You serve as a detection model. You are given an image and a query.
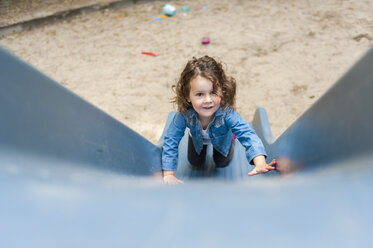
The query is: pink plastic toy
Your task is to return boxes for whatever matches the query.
[201,36,210,45]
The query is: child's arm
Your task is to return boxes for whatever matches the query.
[225,109,275,175]
[248,155,276,176]
[163,170,184,184]
[162,113,187,184]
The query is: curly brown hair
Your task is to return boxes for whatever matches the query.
[172,55,236,116]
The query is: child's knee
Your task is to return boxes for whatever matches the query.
[214,160,231,168]
[213,143,234,167]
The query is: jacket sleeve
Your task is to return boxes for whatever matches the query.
[225,110,267,165]
[161,112,187,171]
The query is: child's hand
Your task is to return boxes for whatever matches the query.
[248,156,276,176]
[163,170,184,185]
[163,175,184,184]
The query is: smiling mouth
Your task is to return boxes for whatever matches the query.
[203,106,213,110]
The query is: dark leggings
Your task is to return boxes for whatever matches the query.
[187,135,234,169]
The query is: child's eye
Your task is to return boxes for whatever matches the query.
[196,93,203,97]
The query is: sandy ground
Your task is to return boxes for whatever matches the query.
[0,0,116,27]
[1,0,372,144]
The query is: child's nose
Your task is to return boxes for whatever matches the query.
[204,94,212,102]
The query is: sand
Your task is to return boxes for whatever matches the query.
[1,0,372,144]
[0,0,116,27]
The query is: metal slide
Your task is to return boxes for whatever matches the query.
[1,46,372,247]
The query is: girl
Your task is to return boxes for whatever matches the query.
[162,56,276,184]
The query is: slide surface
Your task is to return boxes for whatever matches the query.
[1,46,373,247]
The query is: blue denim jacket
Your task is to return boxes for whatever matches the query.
[162,107,267,171]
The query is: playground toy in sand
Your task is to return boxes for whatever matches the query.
[163,3,177,17]
[181,6,190,13]
[141,51,159,56]
[201,36,210,45]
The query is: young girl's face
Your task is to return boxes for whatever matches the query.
[187,76,221,122]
